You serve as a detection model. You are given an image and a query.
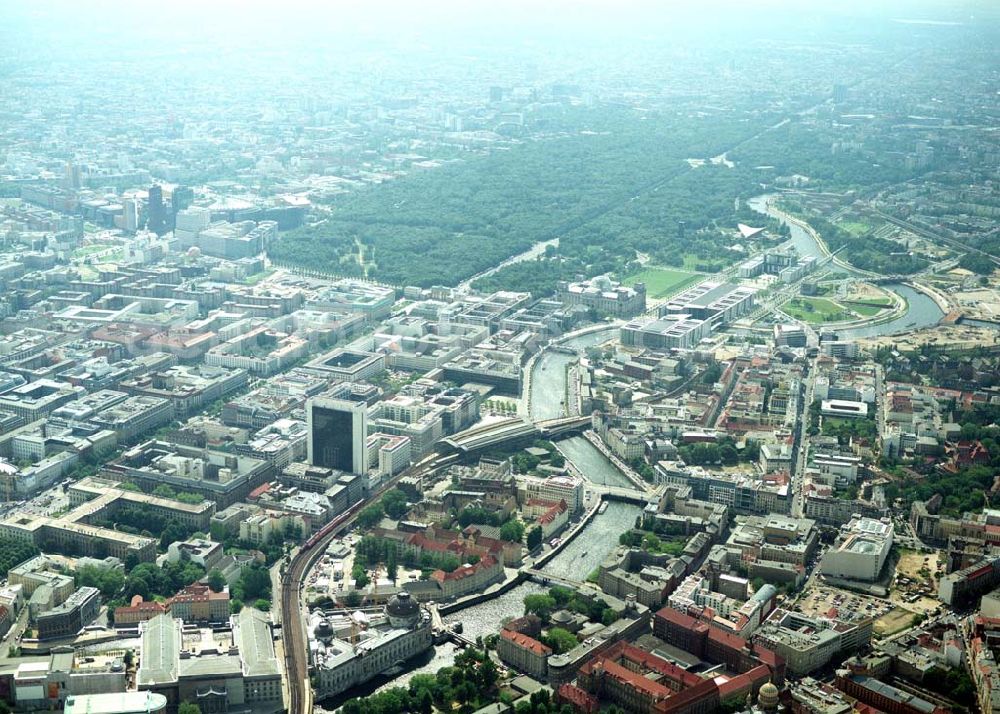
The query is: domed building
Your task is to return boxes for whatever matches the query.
[312,615,334,643]
[757,680,780,713]
[385,591,420,629]
[310,592,431,700]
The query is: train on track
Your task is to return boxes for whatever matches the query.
[302,498,366,551]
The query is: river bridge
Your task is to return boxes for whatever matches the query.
[522,568,590,591]
[428,603,478,648]
[589,483,656,503]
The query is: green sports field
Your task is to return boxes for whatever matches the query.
[623,267,701,298]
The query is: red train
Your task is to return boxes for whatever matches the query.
[302,498,365,550]
[300,453,456,552]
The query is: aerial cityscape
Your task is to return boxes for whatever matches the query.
[0,1,998,714]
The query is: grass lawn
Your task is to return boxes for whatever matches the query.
[783,297,853,323]
[823,417,856,429]
[89,249,126,265]
[680,253,730,272]
[623,267,700,298]
[850,303,887,317]
[839,220,872,236]
[241,269,276,286]
[73,244,116,257]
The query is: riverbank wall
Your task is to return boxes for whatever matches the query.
[906,280,952,316]
[522,323,618,419]
[581,430,650,492]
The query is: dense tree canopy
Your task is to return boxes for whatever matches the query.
[0,537,39,575]
[274,105,929,295]
[75,564,125,599]
[271,106,772,288]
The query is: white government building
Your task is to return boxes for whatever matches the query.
[820,516,894,582]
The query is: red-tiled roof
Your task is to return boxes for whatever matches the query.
[432,554,499,582]
[557,684,600,713]
[654,678,719,714]
[605,641,702,687]
[114,598,166,617]
[168,583,229,604]
[249,482,271,499]
[717,664,771,698]
[590,658,673,699]
[539,500,568,526]
[752,644,783,669]
[501,628,551,656]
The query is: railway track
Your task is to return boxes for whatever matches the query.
[280,452,458,714]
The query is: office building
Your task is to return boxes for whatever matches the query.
[497,616,550,679]
[307,396,368,475]
[518,474,584,514]
[620,317,711,351]
[171,186,194,216]
[939,556,1000,606]
[659,281,756,327]
[774,324,807,348]
[12,649,131,711]
[820,517,894,582]
[820,399,868,419]
[302,348,386,383]
[0,380,83,429]
[36,587,101,640]
[753,609,872,676]
[148,185,167,236]
[835,671,947,714]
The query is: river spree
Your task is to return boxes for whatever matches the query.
[442,500,642,639]
[839,282,943,338]
[747,195,943,336]
[529,328,616,421]
[556,435,634,489]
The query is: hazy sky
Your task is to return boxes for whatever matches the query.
[2,0,992,57]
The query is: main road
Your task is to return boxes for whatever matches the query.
[791,356,817,519]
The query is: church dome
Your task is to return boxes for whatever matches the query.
[758,681,780,711]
